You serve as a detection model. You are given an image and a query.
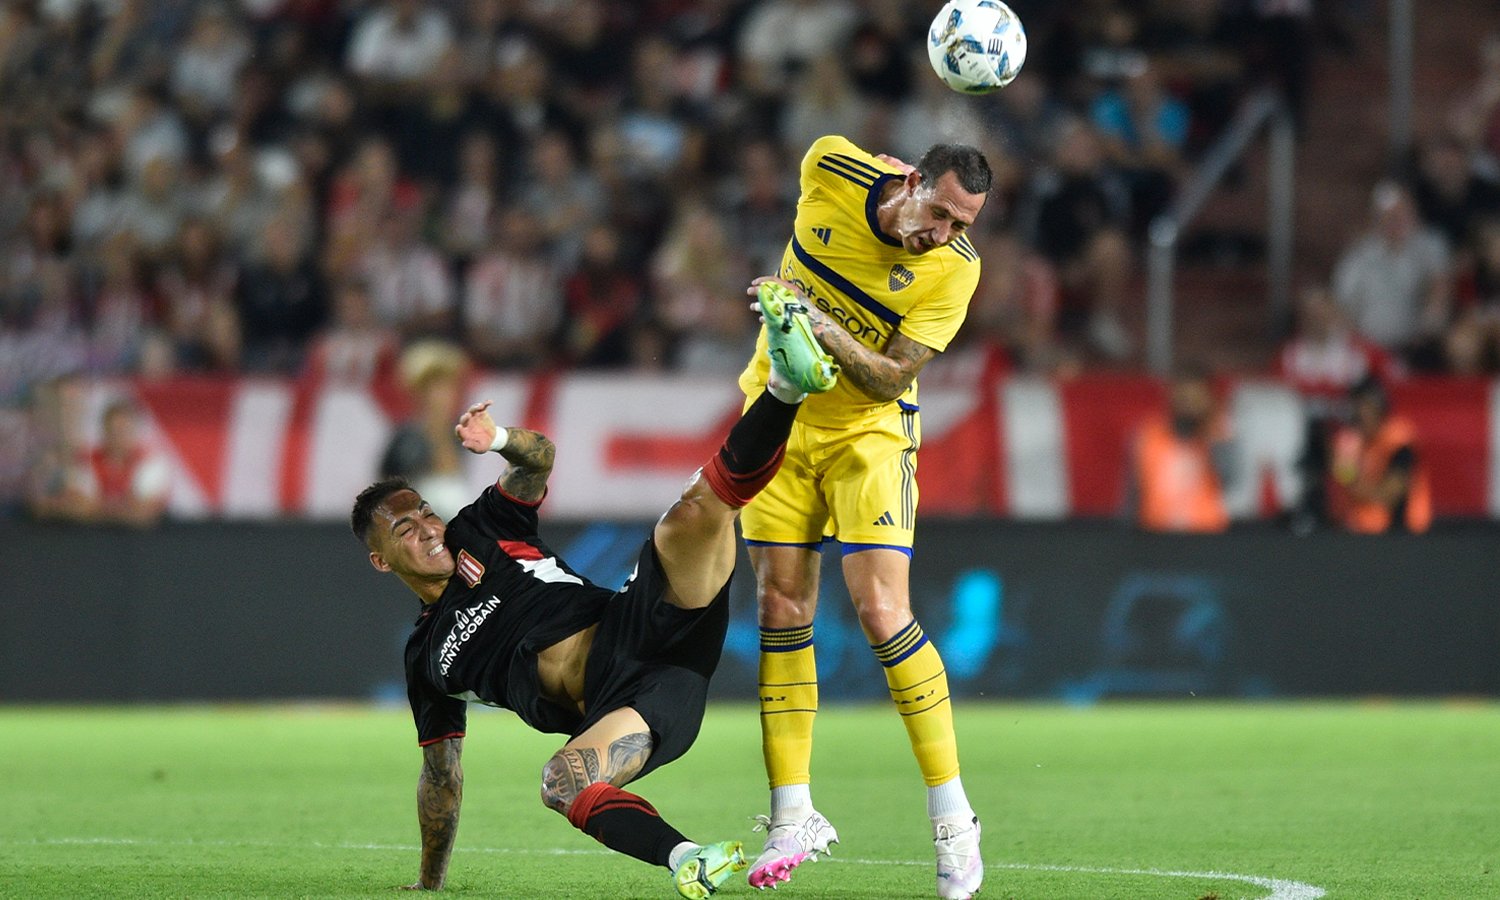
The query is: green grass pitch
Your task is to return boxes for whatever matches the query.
[2,702,1496,898]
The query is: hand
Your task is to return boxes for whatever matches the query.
[745,276,833,340]
[745,275,805,321]
[875,153,915,176]
[454,401,498,454]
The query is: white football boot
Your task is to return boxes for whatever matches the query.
[933,815,983,899]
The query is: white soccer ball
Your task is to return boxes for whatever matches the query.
[926,0,1028,94]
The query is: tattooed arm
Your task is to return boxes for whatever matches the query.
[495,429,555,503]
[406,737,463,891]
[454,401,555,503]
[749,277,938,402]
[807,315,937,402]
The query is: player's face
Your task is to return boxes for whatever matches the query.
[897,171,986,255]
[369,490,455,580]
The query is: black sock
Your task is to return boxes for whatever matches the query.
[721,390,799,476]
[567,783,688,867]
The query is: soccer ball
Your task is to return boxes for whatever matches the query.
[926,0,1027,94]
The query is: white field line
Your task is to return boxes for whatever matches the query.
[14,837,1327,900]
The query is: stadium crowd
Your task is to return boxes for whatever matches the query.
[0,0,1495,526]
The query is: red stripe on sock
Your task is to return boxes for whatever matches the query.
[566,783,662,830]
[704,446,785,508]
[566,782,612,830]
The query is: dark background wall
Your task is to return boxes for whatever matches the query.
[3,522,1497,703]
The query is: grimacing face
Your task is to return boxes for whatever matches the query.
[895,171,987,255]
[368,489,455,580]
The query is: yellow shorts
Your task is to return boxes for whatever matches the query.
[741,406,921,552]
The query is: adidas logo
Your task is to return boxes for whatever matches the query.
[873,510,896,526]
[812,226,832,245]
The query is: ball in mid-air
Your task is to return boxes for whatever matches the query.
[927,0,1027,94]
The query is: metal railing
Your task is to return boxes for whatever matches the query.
[1145,89,1296,374]
[1389,0,1415,160]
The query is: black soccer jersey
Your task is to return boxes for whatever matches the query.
[404,483,613,746]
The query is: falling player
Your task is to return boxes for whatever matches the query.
[351,284,833,898]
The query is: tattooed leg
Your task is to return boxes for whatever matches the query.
[541,708,690,868]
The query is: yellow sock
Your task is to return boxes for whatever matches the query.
[873,620,960,787]
[759,625,818,789]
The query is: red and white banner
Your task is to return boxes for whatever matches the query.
[77,368,1500,521]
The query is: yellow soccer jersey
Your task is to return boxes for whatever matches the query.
[738,135,982,429]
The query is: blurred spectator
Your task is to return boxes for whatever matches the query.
[1276,286,1402,531]
[170,3,252,122]
[1447,217,1500,374]
[562,224,646,368]
[117,155,189,261]
[462,208,561,369]
[346,0,453,89]
[1328,377,1431,534]
[1276,286,1401,418]
[535,0,632,117]
[22,373,91,521]
[651,203,753,373]
[439,130,502,267]
[235,215,327,372]
[356,205,455,339]
[1019,118,1134,360]
[1139,0,1243,150]
[717,138,797,276]
[379,339,470,520]
[961,227,1064,375]
[988,72,1068,166]
[1089,59,1189,233]
[737,0,857,98]
[615,35,705,181]
[518,128,604,270]
[303,277,399,386]
[31,396,170,527]
[479,38,579,169]
[781,56,874,156]
[325,135,421,268]
[197,133,281,252]
[844,5,914,104]
[81,233,170,375]
[154,217,240,371]
[1448,33,1500,171]
[1408,132,1500,252]
[1125,367,1236,533]
[890,38,995,158]
[117,84,190,180]
[4,192,75,335]
[1332,181,1452,364]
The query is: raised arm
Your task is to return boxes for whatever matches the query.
[407,737,463,891]
[454,401,556,502]
[750,277,938,402]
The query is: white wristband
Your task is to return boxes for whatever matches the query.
[489,426,509,453]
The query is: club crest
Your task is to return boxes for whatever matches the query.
[888,264,916,292]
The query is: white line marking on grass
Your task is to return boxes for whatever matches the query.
[16,837,1327,899]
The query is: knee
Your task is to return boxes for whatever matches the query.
[540,752,591,816]
[853,593,914,643]
[658,488,734,543]
[758,574,815,626]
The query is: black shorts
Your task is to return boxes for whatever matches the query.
[573,537,731,781]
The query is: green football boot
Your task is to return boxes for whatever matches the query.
[758,281,838,394]
[672,840,748,899]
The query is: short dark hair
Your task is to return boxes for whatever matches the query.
[916,144,993,196]
[351,476,412,546]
